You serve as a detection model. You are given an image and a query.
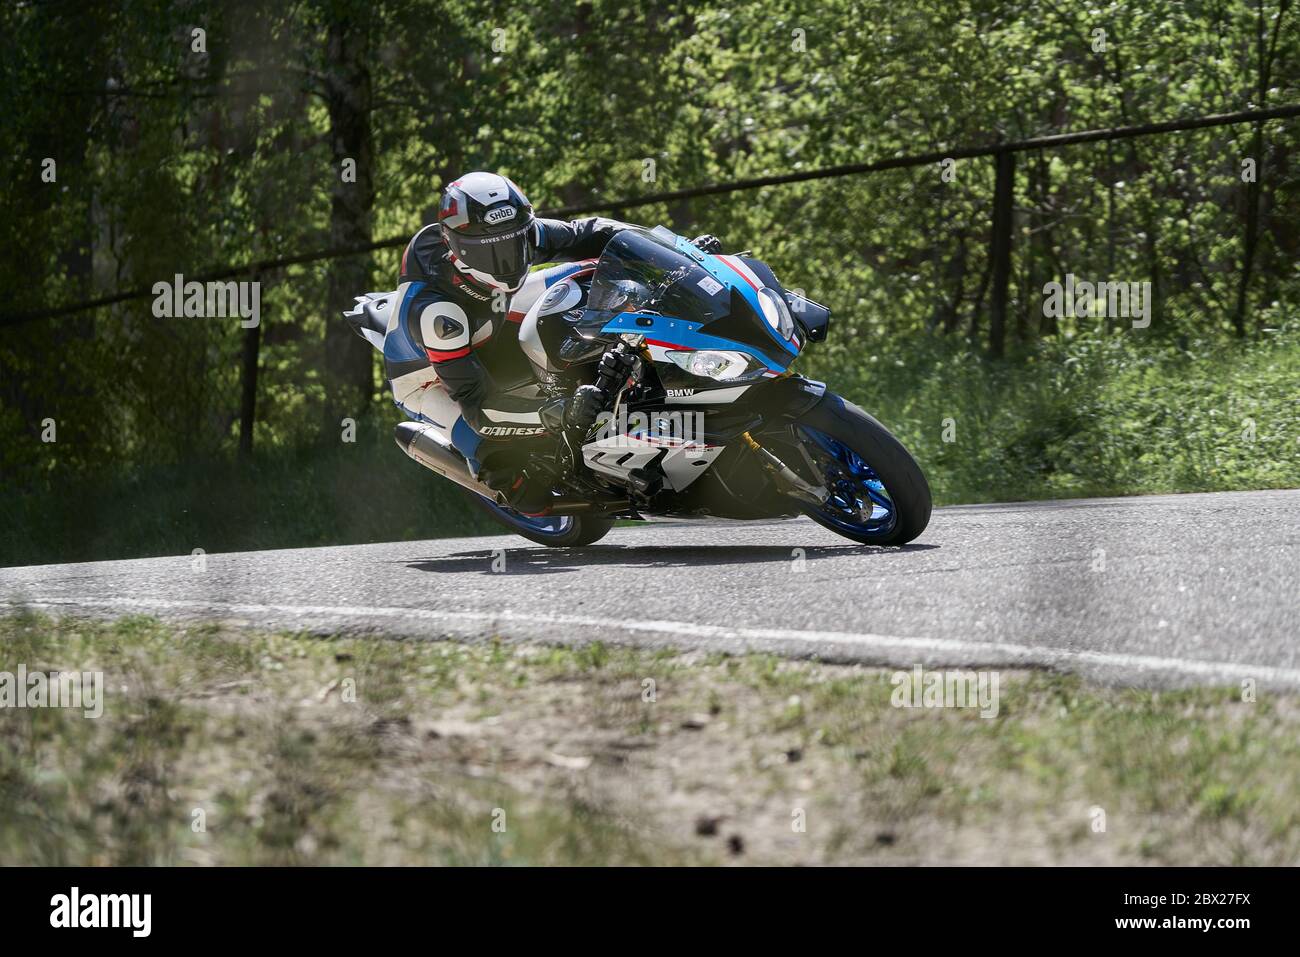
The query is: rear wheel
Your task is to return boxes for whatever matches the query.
[775,393,931,546]
[461,488,615,547]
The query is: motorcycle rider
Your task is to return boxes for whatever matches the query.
[384,170,720,509]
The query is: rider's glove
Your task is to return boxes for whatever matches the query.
[538,396,569,435]
[690,234,723,254]
[596,349,637,387]
[564,385,607,432]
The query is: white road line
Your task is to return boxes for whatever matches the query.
[8,595,1300,687]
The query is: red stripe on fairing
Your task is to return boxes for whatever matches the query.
[427,346,470,363]
[718,255,760,292]
[506,311,525,323]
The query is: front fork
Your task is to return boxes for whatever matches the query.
[741,430,828,507]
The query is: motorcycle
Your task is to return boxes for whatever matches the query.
[344,225,931,547]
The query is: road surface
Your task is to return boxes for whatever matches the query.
[2,489,1297,689]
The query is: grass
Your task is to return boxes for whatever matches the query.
[1,611,1296,865]
[1,435,500,567]
[803,321,1300,505]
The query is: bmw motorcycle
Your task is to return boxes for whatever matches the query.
[344,226,931,547]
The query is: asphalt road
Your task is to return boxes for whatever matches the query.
[2,489,1297,689]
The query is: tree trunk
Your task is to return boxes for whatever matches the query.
[988,151,1016,358]
[1233,0,1289,336]
[323,6,376,430]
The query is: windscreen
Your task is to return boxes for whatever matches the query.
[585,227,729,326]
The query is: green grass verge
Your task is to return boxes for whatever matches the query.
[1,612,1296,865]
[2,434,500,567]
[802,323,1300,504]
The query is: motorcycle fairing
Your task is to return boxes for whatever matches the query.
[342,289,397,351]
[599,311,789,376]
[518,276,586,373]
[584,229,809,398]
[582,430,724,491]
[663,233,800,360]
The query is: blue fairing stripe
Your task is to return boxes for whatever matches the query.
[600,312,789,373]
[541,260,596,288]
[383,281,427,363]
[670,236,799,358]
[546,263,578,286]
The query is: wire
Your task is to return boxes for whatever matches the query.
[3,103,1298,326]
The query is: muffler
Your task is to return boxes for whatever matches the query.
[394,421,502,502]
[531,494,628,515]
[395,421,630,516]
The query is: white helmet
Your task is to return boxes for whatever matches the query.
[438,171,535,293]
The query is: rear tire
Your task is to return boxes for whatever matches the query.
[783,393,932,546]
[461,488,615,547]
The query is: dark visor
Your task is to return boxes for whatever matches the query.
[446,224,531,285]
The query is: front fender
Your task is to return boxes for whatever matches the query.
[747,374,827,423]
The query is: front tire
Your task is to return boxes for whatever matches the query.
[461,488,615,547]
[778,393,932,546]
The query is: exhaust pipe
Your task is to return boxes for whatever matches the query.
[394,421,502,502]
[531,495,628,515]
[395,421,630,516]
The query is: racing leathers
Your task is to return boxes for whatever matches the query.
[382,216,632,447]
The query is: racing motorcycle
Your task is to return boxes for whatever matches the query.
[344,226,930,547]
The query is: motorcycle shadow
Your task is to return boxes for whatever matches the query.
[404,542,937,576]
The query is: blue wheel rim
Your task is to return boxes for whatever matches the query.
[480,497,574,537]
[795,425,898,536]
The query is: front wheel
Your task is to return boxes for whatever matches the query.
[777,393,932,546]
[461,488,615,547]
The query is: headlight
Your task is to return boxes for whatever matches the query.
[665,350,759,381]
[758,287,795,340]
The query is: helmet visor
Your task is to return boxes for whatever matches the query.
[446,223,531,288]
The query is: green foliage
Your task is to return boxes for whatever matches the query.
[1,0,1297,555]
[814,316,1300,504]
